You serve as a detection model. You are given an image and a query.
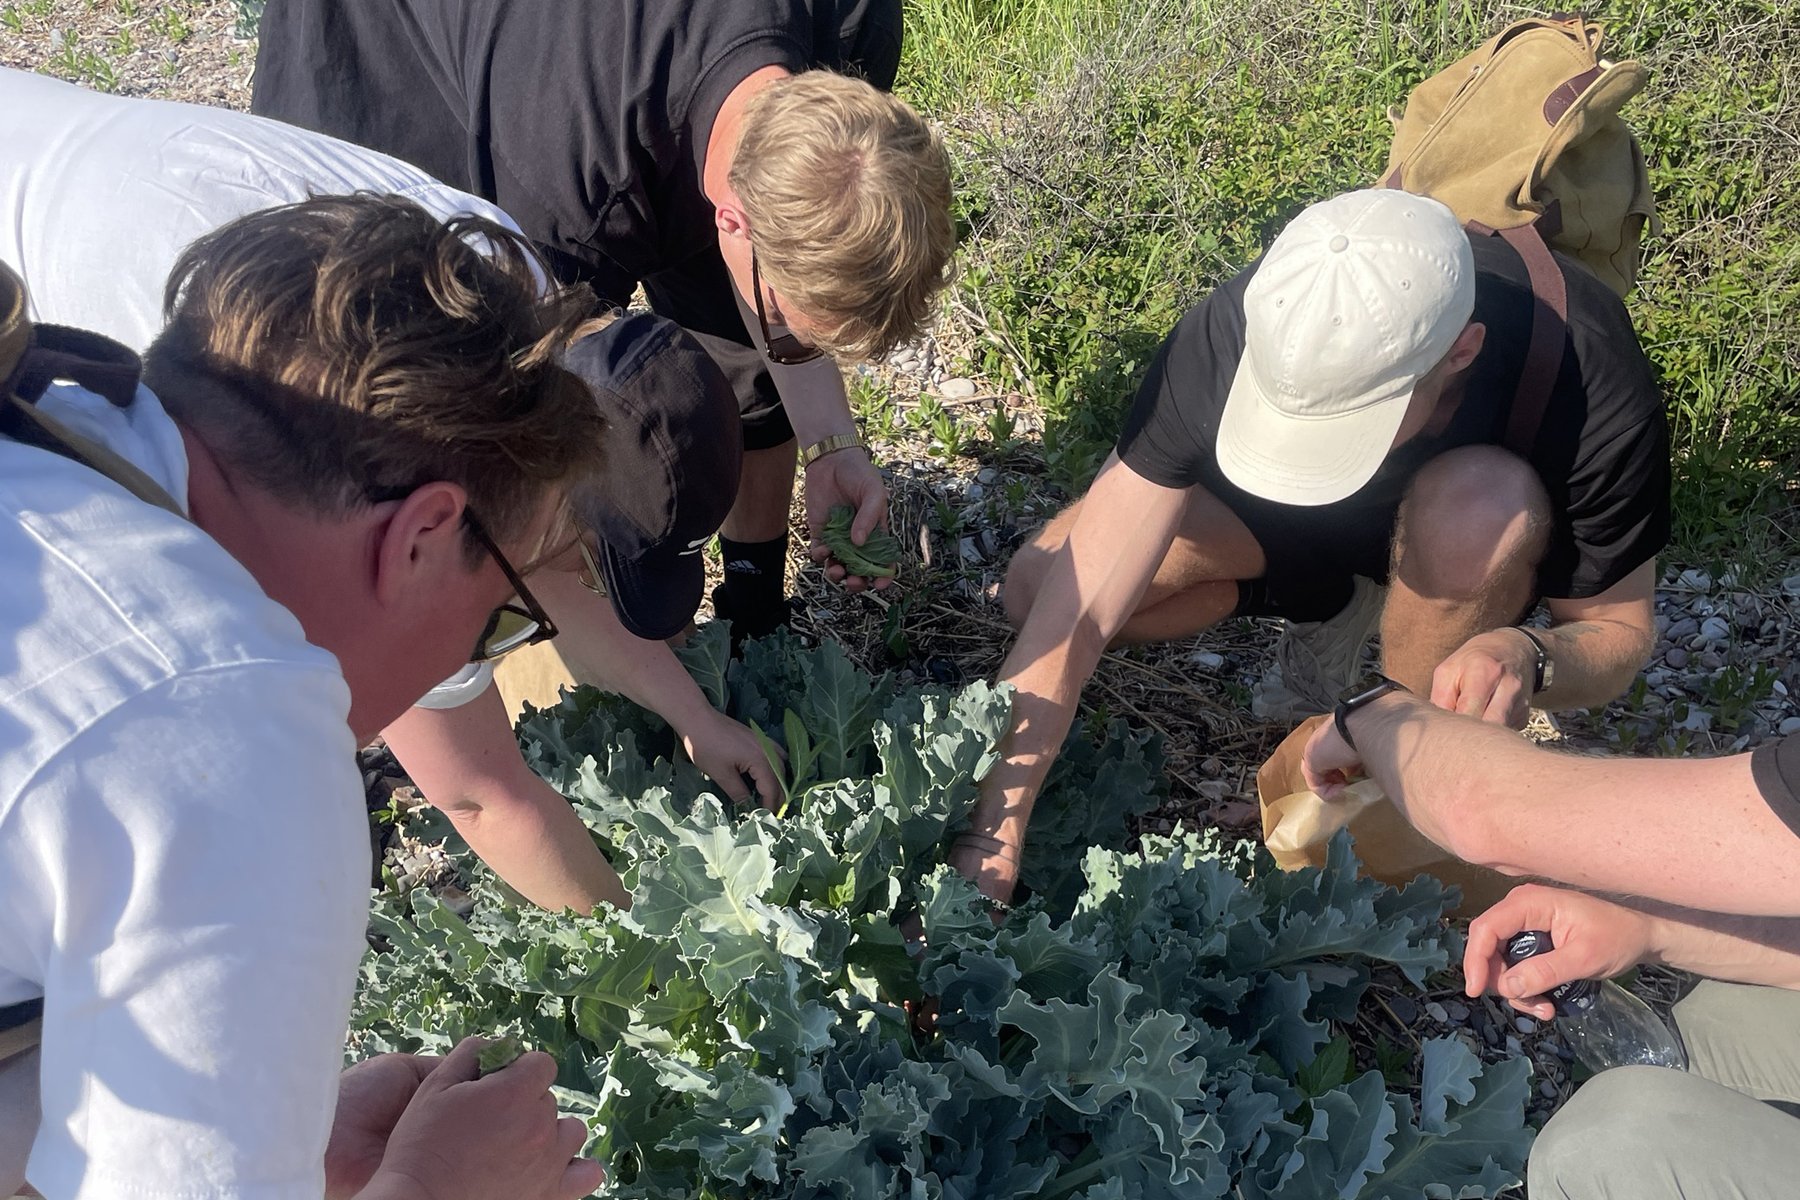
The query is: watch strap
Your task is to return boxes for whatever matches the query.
[800,432,864,467]
[1333,676,1407,753]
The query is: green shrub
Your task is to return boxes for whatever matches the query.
[906,0,1800,551]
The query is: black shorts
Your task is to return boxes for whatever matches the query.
[1202,461,1409,624]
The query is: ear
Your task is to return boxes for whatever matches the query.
[372,482,470,606]
[713,195,751,241]
[1447,321,1486,372]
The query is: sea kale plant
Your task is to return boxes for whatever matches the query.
[352,626,1533,1198]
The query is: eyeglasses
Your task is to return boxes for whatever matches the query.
[575,538,607,596]
[463,509,559,662]
[751,250,824,366]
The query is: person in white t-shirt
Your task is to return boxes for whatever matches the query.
[0,195,605,1199]
[0,66,778,916]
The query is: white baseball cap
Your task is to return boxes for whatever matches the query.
[1216,189,1476,506]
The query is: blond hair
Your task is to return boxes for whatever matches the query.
[730,71,954,361]
[144,194,604,558]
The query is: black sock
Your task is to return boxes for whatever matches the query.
[713,535,790,639]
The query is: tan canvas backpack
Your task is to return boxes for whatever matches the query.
[1381,14,1657,297]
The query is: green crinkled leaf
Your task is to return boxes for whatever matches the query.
[351,630,1528,1200]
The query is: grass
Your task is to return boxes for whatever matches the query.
[901,0,1800,569]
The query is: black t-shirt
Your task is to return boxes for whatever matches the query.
[251,0,902,297]
[1116,234,1671,600]
[1753,734,1800,840]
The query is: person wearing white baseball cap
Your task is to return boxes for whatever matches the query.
[952,187,1668,905]
[1215,189,1478,505]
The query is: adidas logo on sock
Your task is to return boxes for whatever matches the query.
[725,560,763,574]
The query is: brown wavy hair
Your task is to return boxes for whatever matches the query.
[144,193,603,559]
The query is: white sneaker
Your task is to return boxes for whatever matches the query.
[1251,576,1388,721]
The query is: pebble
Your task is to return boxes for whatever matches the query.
[938,377,977,400]
[1677,568,1712,592]
[1483,1024,1501,1046]
[1443,1000,1470,1023]
[1188,651,1226,670]
[1387,995,1419,1025]
[1663,647,1689,669]
[1699,615,1732,643]
[1697,650,1725,671]
[1782,572,1800,598]
[1539,1079,1561,1100]
[1514,1016,1537,1035]
[1201,757,1225,777]
[1426,1001,1450,1023]
[976,466,999,485]
[1666,617,1699,641]
[1504,1035,1523,1056]
[1674,708,1714,733]
[1780,717,1800,737]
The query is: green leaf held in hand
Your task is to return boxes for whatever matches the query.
[476,1034,526,1078]
[822,505,902,579]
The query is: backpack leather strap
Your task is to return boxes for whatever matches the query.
[2,322,186,518]
[1495,222,1569,458]
[1464,215,1569,458]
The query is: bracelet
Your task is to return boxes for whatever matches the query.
[1513,626,1552,694]
[800,432,865,467]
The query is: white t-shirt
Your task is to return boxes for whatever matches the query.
[0,65,522,351]
[0,65,511,712]
[0,383,371,1199]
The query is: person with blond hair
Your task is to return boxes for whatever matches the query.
[253,0,957,638]
[1,195,604,1199]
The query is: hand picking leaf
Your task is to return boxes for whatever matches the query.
[477,1034,526,1078]
[821,505,902,579]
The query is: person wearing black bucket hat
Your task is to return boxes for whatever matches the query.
[384,312,782,913]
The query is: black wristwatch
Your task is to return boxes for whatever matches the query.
[1514,627,1553,695]
[1333,676,1408,752]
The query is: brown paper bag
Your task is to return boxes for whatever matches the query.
[1256,715,1514,918]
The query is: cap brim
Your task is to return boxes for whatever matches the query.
[1215,352,1415,506]
[595,537,706,642]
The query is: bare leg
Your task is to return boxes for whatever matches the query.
[1004,484,1266,645]
[1380,446,1552,693]
[0,1046,38,1198]
[722,440,797,543]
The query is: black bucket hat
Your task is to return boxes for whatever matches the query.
[564,312,742,640]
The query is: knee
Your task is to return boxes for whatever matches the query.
[1396,446,1550,597]
[1529,1066,1697,1196]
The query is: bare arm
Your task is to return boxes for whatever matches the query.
[529,570,780,804]
[1312,690,1800,916]
[1430,559,1656,725]
[957,454,1190,896]
[383,688,628,913]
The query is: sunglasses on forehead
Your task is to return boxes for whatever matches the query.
[751,250,824,366]
[462,510,559,662]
